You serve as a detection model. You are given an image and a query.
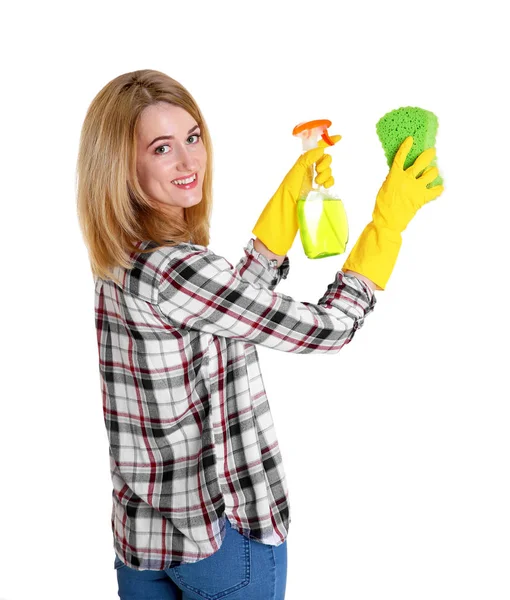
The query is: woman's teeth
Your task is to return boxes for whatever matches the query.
[172,174,196,186]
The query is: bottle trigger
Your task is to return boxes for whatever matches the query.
[321,130,334,146]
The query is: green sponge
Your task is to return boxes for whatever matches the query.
[376,106,442,188]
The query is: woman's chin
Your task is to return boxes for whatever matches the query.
[156,189,203,211]
[181,191,203,207]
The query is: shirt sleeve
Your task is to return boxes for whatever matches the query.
[235,238,290,291]
[156,241,376,354]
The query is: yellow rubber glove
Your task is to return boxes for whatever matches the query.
[343,136,444,290]
[252,135,342,256]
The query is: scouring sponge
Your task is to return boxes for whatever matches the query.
[376,106,442,188]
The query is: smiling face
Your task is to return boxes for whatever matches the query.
[135,102,207,219]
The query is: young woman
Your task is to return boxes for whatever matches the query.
[76,69,442,600]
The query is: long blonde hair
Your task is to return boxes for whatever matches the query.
[76,69,213,281]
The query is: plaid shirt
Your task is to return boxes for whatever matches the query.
[95,238,376,571]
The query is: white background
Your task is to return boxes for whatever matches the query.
[1,1,509,599]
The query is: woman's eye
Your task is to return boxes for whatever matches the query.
[187,133,201,144]
[155,145,171,155]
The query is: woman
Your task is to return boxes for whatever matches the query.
[76,69,442,600]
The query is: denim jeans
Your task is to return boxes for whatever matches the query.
[114,518,287,599]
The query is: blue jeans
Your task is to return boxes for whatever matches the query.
[114,519,287,599]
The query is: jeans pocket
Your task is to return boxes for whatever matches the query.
[171,523,251,599]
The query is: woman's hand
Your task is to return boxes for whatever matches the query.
[342,136,444,291]
[373,136,444,233]
[252,135,341,256]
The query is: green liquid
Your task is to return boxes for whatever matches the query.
[297,192,349,259]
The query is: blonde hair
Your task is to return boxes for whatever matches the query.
[76,69,213,281]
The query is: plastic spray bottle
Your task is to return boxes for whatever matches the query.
[292,119,349,259]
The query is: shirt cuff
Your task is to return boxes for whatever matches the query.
[239,238,290,290]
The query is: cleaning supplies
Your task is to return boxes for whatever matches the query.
[376,107,443,188]
[292,119,348,259]
[342,108,444,290]
[251,137,339,257]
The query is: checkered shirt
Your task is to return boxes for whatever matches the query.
[94,238,376,570]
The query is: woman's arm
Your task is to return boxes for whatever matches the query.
[236,238,289,292]
[155,245,376,355]
[253,237,286,267]
[254,237,377,291]
[343,270,377,291]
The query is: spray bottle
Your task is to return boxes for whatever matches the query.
[292,119,349,259]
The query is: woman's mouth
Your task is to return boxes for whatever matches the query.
[171,173,198,190]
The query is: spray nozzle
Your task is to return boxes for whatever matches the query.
[292,119,334,151]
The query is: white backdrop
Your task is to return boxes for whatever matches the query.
[1,1,509,599]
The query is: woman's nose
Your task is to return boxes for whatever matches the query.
[175,143,198,171]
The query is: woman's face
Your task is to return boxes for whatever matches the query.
[135,102,207,218]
